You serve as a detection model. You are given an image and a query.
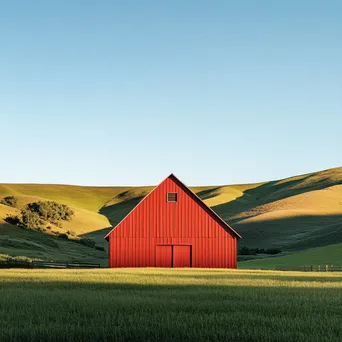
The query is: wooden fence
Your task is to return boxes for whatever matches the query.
[0,260,101,269]
[275,265,342,272]
[1,260,341,271]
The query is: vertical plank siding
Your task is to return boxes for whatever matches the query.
[107,175,239,268]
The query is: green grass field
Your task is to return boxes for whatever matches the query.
[239,243,342,269]
[0,269,341,341]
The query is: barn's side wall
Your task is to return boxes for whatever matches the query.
[108,177,237,268]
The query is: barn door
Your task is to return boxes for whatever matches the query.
[173,245,191,267]
[156,245,172,267]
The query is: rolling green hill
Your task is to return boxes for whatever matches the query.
[0,208,108,266]
[239,243,342,269]
[1,167,342,266]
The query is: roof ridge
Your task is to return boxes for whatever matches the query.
[104,174,241,240]
[168,174,241,239]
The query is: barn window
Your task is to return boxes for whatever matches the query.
[167,192,178,202]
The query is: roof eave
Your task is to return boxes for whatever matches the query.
[104,173,242,241]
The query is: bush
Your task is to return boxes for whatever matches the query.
[239,246,282,255]
[58,233,69,240]
[16,201,75,230]
[7,255,33,263]
[95,245,105,252]
[4,215,21,225]
[26,201,74,224]
[0,196,19,208]
[239,246,252,255]
[265,248,282,255]
[20,209,44,229]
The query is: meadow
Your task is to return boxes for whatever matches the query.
[239,242,342,269]
[0,268,341,342]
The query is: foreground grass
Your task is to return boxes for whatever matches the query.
[0,269,341,341]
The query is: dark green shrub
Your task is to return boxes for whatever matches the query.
[238,246,281,255]
[17,201,74,230]
[4,215,20,225]
[239,246,252,255]
[95,245,105,251]
[7,255,33,263]
[255,248,265,254]
[239,246,282,255]
[26,201,74,224]
[265,248,282,255]
[58,233,69,240]
[0,196,19,208]
[20,208,44,229]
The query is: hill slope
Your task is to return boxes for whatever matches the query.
[0,205,108,265]
[239,243,342,269]
[1,167,342,265]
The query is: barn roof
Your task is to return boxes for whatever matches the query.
[104,174,242,240]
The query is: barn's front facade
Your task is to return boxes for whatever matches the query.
[105,174,241,268]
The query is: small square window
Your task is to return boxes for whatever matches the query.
[167,192,178,202]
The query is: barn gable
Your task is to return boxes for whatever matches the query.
[104,174,241,240]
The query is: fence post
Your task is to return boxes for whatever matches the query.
[326,264,328,272]
[318,265,320,272]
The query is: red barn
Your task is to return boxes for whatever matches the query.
[104,174,241,268]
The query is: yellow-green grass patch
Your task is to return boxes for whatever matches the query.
[0,269,341,341]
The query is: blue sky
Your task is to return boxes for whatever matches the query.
[1,1,341,186]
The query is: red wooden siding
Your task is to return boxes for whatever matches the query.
[156,245,172,267]
[173,245,191,267]
[106,174,240,268]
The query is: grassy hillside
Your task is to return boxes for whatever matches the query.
[1,167,342,265]
[0,184,129,211]
[228,168,342,251]
[239,243,342,269]
[0,219,108,266]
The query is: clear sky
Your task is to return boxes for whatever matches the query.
[1,1,341,186]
